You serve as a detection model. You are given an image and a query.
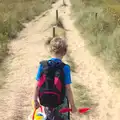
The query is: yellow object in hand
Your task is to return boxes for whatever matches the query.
[35,113,44,120]
[31,100,46,120]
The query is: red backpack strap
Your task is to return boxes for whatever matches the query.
[37,60,48,87]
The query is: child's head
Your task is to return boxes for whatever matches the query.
[48,37,68,57]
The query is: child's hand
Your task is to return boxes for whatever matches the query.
[71,105,77,113]
[34,100,40,109]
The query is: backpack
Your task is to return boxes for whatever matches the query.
[38,60,66,108]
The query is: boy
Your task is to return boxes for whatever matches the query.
[34,37,77,120]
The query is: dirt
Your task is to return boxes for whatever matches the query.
[0,0,120,120]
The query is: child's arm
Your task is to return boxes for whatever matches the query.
[66,84,77,113]
[64,64,77,113]
[33,81,40,109]
[34,64,43,108]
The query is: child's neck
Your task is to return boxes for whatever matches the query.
[53,54,63,60]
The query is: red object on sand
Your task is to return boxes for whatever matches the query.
[78,108,90,113]
[59,107,90,114]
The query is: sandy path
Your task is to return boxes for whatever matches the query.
[0,0,120,120]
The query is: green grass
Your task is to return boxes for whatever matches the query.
[70,0,120,83]
[0,0,56,64]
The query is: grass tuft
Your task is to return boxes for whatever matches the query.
[72,82,93,108]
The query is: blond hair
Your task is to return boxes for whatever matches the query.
[48,37,68,56]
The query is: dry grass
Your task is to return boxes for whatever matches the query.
[72,82,93,108]
[65,52,76,72]
[70,0,120,84]
[0,0,56,64]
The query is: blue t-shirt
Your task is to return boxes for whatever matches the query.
[36,58,72,85]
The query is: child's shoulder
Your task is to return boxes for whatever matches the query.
[63,63,71,71]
